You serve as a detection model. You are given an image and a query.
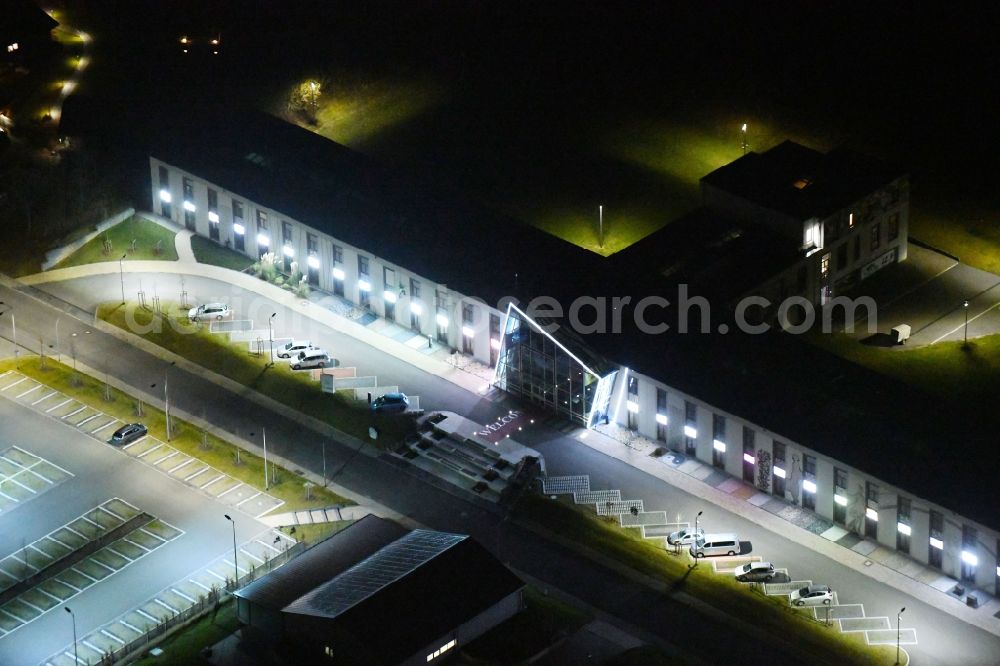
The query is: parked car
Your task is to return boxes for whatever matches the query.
[277,340,314,359]
[110,423,147,446]
[734,561,775,583]
[371,392,409,414]
[789,584,833,606]
[188,303,232,321]
[289,349,331,370]
[666,527,703,546]
[689,533,741,558]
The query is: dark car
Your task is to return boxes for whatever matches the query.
[110,423,148,446]
[371,392,409,414]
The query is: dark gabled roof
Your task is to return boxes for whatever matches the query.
[0,0,57,43]
[283,533,524,664]
[700,140,904,221]
[151,107,603,309]
[234,515,406,611]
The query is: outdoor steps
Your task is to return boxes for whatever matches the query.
[541,475,590,496]
[573,489,622,505]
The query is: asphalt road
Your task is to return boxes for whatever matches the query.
[4,273,1000,663]
[0,397,270,665]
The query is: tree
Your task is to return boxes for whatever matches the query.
[288,80,323,124]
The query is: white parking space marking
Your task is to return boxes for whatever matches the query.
[45,398,72,413]
[1,377,28,391]
[31,390,58,406]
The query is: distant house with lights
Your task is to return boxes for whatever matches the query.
[234,516,525,665]
[1,0,57,63]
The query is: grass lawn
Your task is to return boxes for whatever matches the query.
[190,235,255,272]
[97,302,414,446]
[133,597,238,666]
[805,330,1000,412]
[515,495,895,665]
[1,356,352,513]
[55,216,178,268]
[461,586,590,664]
[279,520,356,546]
[909,199,1000,277]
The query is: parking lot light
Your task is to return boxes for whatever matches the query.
[224,515,238,588]
[65,606,78,665]
[693,510,703,568]
[896,607,905,664]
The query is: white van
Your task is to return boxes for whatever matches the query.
[689,533,741,558]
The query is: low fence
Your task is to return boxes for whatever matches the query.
[83,539,306,666]
[41,208,136,271]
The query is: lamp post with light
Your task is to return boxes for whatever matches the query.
[963,300,970,344]
[119,253,127,304]
[65,606,78,665]
[896,607,906,664]
[268,312,276,367]
[0,302,17,367]
[224,514,239,589]
[693,510,704,566]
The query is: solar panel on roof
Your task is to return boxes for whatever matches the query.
[287,530,466,618]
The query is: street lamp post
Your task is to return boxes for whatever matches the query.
[0,302,17,367]
[268,312,276,367]
[224,514,239,589]
[741,123,749,154]
[963,300,969,344]
[119,253,127,304]
[65,606,78,666]
[693,510,703,566]
[896,606,906,664]
[598,205,604,250]
[262,427,270,490]
[54,316,61,363]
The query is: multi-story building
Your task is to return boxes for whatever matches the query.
[150,111,999,595]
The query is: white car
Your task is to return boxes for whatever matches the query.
[666,527,703,546]
[289,349,331,370]
[277,340,315,359]
[789,584,833,606]
[734,561,775,583]
[188,303,232,321]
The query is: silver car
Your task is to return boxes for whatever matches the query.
[789,584,833,606]
[666,527,703,546]
[289,349,331,370]
[277,340,315,359]
[188,303,232,321]
[734,561,775,583]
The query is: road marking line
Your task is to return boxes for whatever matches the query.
[44,397,73,413]
[184,466,209,482]
[31,390,58,406]
[136,443,163,459]
[0,607,25,624]
[930,300,1000,344]
[82,640,104,655]
[216,482,242,498]
[168,458,194,474]
[240,548,265,564]
[90,419,117,434]
[205,569,227,582]
[120,619,142,634]
[72,567,97,582]
[150,450,178,465]
[172,587,196,603]
[107,547,133,562]
[135,608,158,622]
[222,558,249,575]
[236,491,262,507]
[8,476,38,493]
[124,537,149,552]
[1,377,28,391]
[58,578,81,592]
[15,384,43,399]
[190,579,212,592]
[256,500,284,518]
[199,473,225,488]
[76,414,100,427]
[90,558,116,573]
[0,489,19,501]
[100,628,126,644]
[154,598,178,613]
[137,528,166,543]
[62,405,85,419]
[257,539,282,554]
[19,598,44,613]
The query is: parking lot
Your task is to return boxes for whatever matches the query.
[0,376,279,665]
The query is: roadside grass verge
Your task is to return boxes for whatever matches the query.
[278,520,356,546]
[55,216,178,268]
[97,302,414,446]
[910,199,1000,277]
[190,235,255,272]
[1,356,352,513]
[515,495,895,665]
[461,586,590,663]
[132,597,237,666]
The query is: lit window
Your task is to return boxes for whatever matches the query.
[208,211,219,223]
[282,245,295,258]
[773,466,786,479]
[848,212,855,229]
[256,233,270,247]
[358,279,372,292]
[713,439,726,452]
[742,452,755,465]
[897,522,911,536]
[183,200,196,212]
[462,325,475,338]
[490,337,501,350]
[233,222,245,235]
[307,255,320,269]
[866,507,878,521]
[793,178,811,190]
[929,537,944,550]
[410,301,423,315]
[802,479,817,494]
[427,639,456,662]
[962,550,978,567]
[158,189,172,203]
[655,413,668,426]
[436,313,449,327]
[683,425,697,438]
[332,266,345,280]
[384,290,398,304]
[834,494,847,506]
[626,400,639,413]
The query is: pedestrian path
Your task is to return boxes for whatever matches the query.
[0,370,283,519]
[257,504,379,528]
[41,528,297,666]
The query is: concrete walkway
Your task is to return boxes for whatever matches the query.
[257,504,381,528]
[17,222,1000,643]
[174,228,197,263]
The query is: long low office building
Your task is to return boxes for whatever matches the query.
[149,109,1000,597]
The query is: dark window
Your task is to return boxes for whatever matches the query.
[158,165,169,186]
[684,401,696,456]
[182,177,196,230]
[961,525,977,583]
[462,303,475,354]
[655,388,667,442]
[896,496,911,553]
[929,510,944,569]
[796,266,807,293]
[833,467,848,524]
[837,243,848,271]
[182,177,194,199]
[409,279,422,330]
[358,255,369,277]
[865,482,879,539]
[870,223,881,251]
[711,414,725,468]
[489,313,501,366]
[207,188,217,210]
[802,454,816,510]
[626,376,638,429]
[436,291,449,344]
[742,427,755,483]
[887,212,900,241]
[853,235,861,261]
[333,244,344,264]
[772,441,786,498]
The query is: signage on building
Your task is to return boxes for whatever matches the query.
[861,248,897,280]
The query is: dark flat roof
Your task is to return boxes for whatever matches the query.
[151,108,603,308]
[0,0,57,43]
[700,140,904,221]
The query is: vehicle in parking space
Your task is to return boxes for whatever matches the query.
[689,533,741,558]
[666,527,703,546]
[110,423,148,446]
[789,584,833,606]
[188,303,232,321]
[289,349,331,370]
[371,392,409,413]
[734,561,775,582]
[277,340,315,359]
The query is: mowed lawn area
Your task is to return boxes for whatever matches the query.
[909,198,1000,277]
[190,235,255,272]
[98,302,414,445]
[56,216,178,268]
